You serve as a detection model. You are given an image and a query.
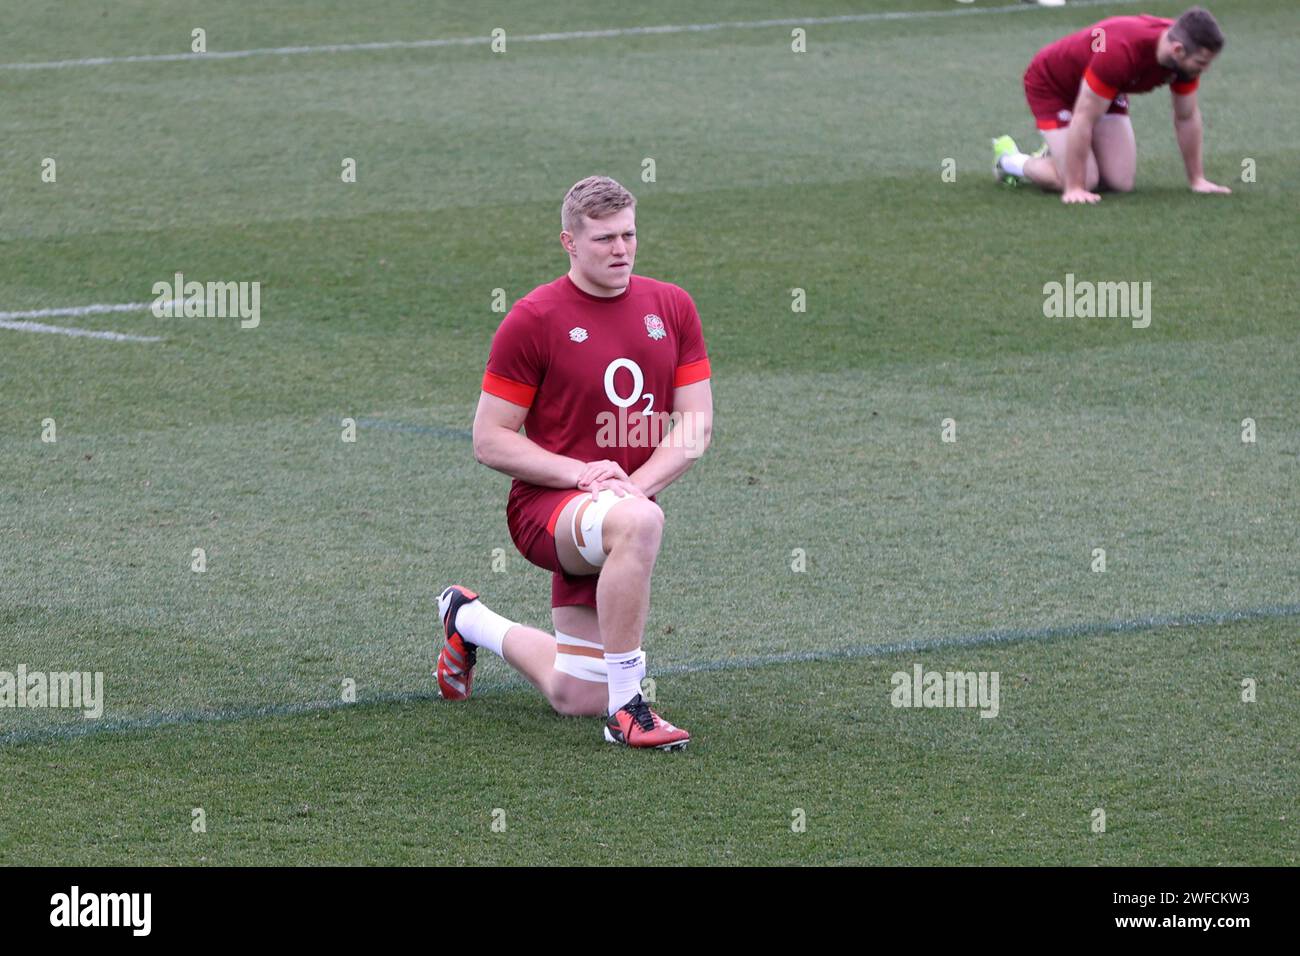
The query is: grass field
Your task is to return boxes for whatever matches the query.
[1,0,1297,865]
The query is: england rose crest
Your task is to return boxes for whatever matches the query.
[644,314,666,341]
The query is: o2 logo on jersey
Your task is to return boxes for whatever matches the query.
[597,357,674,451]
[596,356,703,456]
[603,357,654,413]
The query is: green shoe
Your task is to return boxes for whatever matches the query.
[991,134,1021,187]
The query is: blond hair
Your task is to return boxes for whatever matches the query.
[561,176,636,235]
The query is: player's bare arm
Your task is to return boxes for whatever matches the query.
[1062,85,1110,204]
[474,391,647,498]
[627,379,713,498]
[1173,88,1231,194]
[472,390,586,488]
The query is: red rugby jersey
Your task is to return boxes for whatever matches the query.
[482,273,710,507]
[1029,14,1199,104]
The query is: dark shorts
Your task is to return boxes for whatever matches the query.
[507,487,599,610]
[1024,63,1129,130]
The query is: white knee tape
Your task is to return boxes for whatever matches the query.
[570,488,629,568]
[552,631,607,683]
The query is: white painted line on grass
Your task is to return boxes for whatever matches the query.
[0,301,157,321]
[0,319,162,342]
[0,0,1139,71]
[0,300,172,342]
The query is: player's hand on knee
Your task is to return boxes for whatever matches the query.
[586,477,646,500]
[1062,188,1101,204]
[577,459,629,490]
[1189,177,1231,195]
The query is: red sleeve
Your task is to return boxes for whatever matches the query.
[1083,63,1119,100]
[1170,77,1199,95]
[482,301,545,408]
[1082,32,1132,101]
[672,288,710,387]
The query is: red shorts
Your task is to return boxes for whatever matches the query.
[1024,63,1129,130]
[507,487,598,609]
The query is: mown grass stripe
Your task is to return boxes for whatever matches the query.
[0,0,1137,71]
[4,598,1295,747]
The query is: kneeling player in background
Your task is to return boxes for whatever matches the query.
[992,6,1232,203]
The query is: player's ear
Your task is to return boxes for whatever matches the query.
[560,231,575,255]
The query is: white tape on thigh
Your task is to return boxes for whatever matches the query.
[552,631,607,683]
[570,488,627,568]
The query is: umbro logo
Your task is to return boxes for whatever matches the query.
[569,327,588,343]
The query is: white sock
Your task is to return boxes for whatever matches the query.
[1000,151,1029,178]
[439,591,514,658]
[604,649,646,715]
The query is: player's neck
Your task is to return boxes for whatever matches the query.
[1155,30,1172,65]
[567,267,629,299]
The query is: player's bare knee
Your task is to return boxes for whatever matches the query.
[550,693,582,716]
[549,689,586,717]
[549,683,603,717]
[606,499,664,553]
[1109,176,1136,193]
